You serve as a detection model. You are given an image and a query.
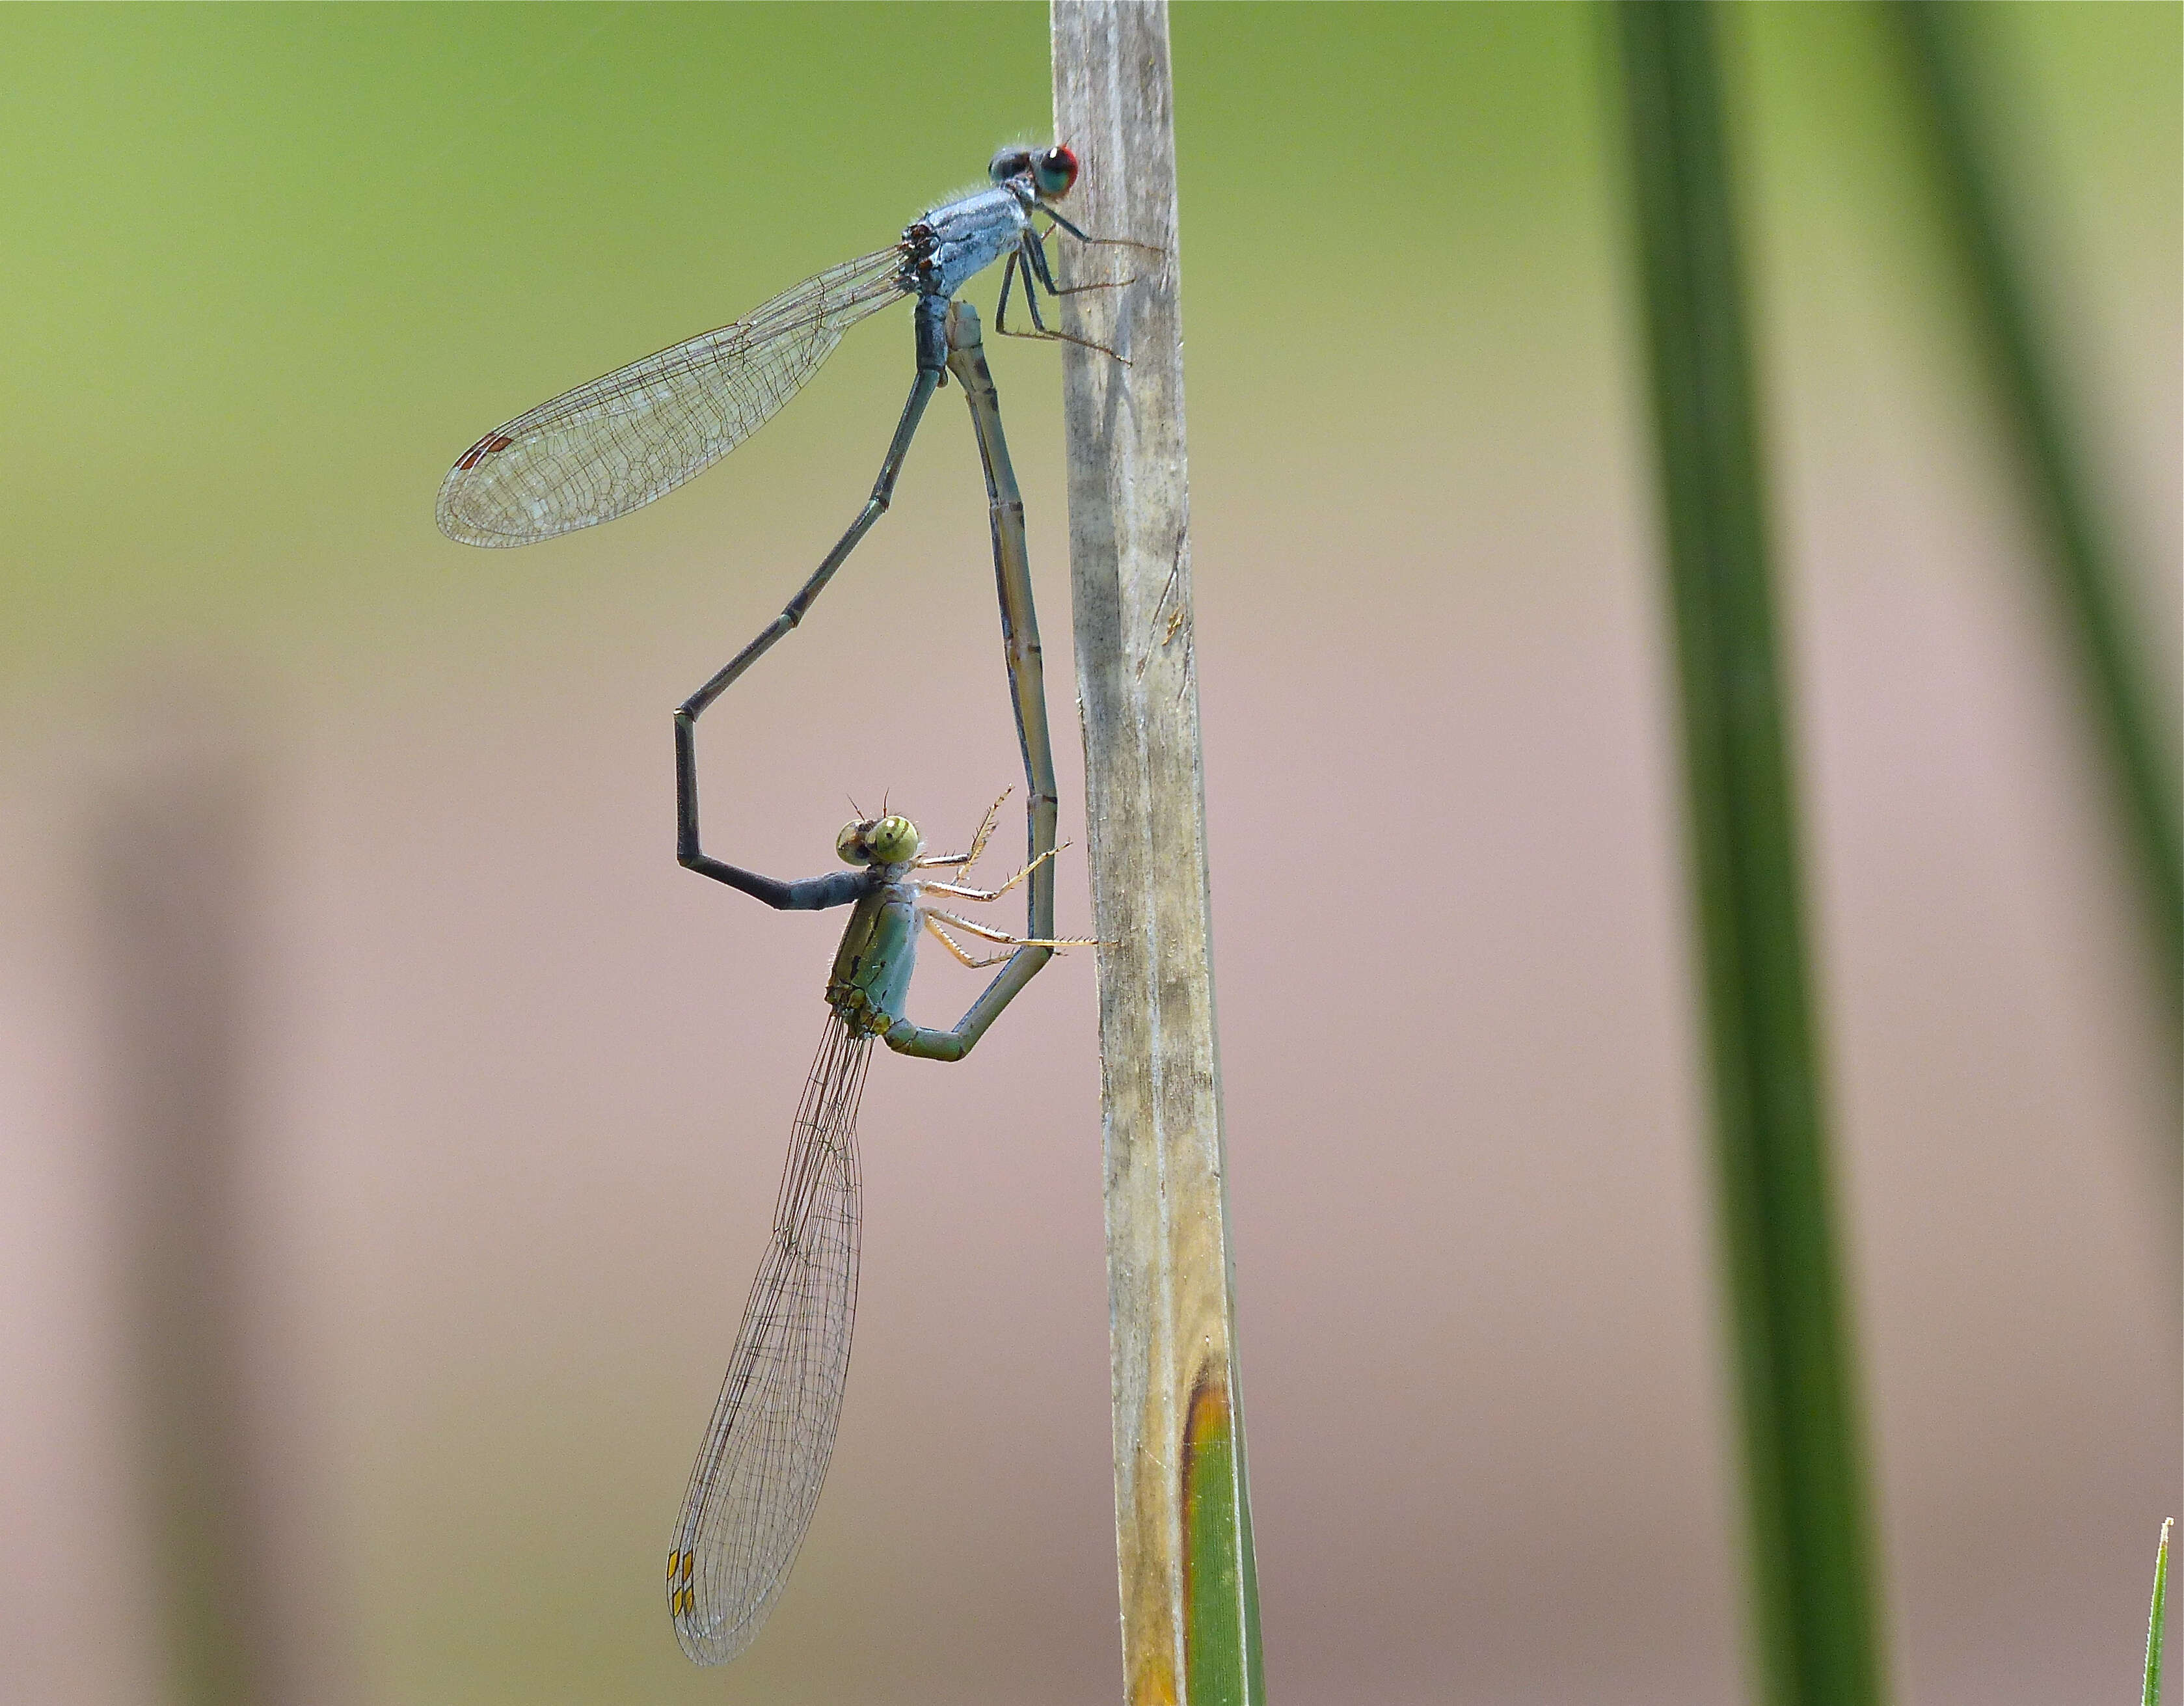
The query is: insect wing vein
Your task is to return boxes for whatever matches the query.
[669,1016,870,1665]
[438,247,909,547]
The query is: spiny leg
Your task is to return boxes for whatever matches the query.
[1036,206,1167,256]
[1021,226,1138,300]
[924,915,1014,970]
[994,249,1021,342]
[994,310,1118,357]
[1023,225,1137,298]
[997,234,1129,362]
[995,310,1128,363]
[913,788,1011,871]
[924,906,1099,950]
[923,843,1066,904]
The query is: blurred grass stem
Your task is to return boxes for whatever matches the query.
[1893,3,2182,1029]
[1614,8,1886,1706]
[96,737,274,1706]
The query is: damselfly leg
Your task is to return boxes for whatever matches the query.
[913,787,1012,870]
[923,845,1067,904]
[923,897,1101,972]
[995,239,1135,360]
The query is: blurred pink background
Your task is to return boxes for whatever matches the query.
[0,7,2173,1704]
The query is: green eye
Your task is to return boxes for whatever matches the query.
[1034,145,1078,198]
[837,821,872,865]
[866,815,920,865]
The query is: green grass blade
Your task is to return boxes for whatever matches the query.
[1891,2,2183,1024]
[1611,7,1887,1705]
[2148,1519,2172,1706]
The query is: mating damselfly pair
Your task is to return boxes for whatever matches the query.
[439,143,1134,1665]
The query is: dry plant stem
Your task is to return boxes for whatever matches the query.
[1616,8,1885,1706]
[1051,5,1265,1703]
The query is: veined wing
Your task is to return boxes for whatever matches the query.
[667,1015,872,1666]
[438,247,910,547]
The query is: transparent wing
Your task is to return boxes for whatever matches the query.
[438,247,910,547]
[666,1014,872,1666]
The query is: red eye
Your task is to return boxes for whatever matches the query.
[1034,145,1079,198]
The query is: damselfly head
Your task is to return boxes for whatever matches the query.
[988,144,1079,201]
[1034,145,1079,198]
[838,814,921,867]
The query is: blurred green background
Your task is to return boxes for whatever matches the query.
[0,5,2173,1704]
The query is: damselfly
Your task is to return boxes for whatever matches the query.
[659,307,1094,1665]
[437,144,1115,550]
[437,150,1124,1666]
